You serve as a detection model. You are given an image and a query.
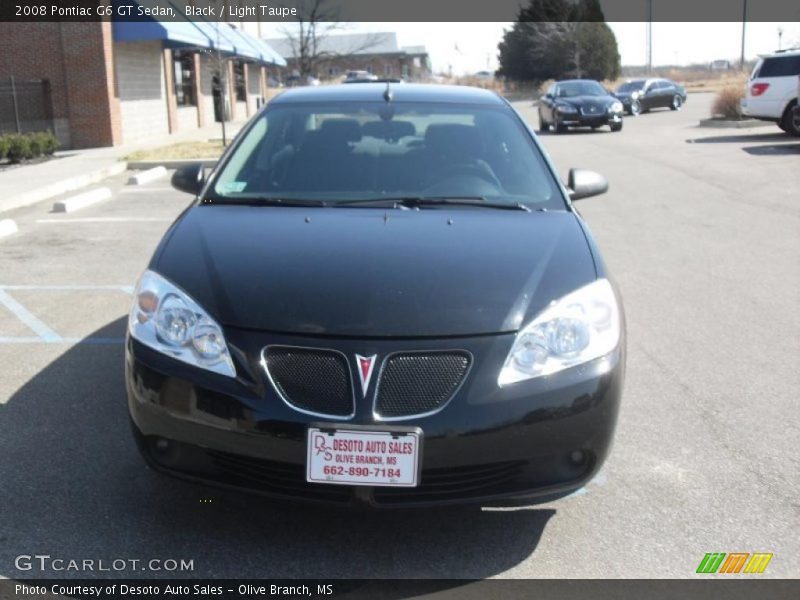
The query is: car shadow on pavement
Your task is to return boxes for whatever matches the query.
[0,317,555,580]
[742,143,800,156]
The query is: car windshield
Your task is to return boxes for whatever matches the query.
[617,81,645,93]
[209,101,562,209]
[557,81,607,97]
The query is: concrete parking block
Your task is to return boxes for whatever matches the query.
[127,166,168,185]
[52,187,113,213]
[0,219,18,239]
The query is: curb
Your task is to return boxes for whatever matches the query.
[0,161,126,215]
[698,118,772,129]
[0,218,18,239]
[127,166,167,185]
[53,187,113,213]
[127,158,218,170]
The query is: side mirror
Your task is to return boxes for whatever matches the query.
[567,169,608,201]
[171,163,205,195]
[544,93,553,100]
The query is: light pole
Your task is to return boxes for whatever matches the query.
[647,0,653,74]
[778,27,783,51]
[740,0,747,71]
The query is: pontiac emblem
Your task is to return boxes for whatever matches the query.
[355,354,377,397]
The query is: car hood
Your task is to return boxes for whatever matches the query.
[558,95,614,109]
[153,206,597,337]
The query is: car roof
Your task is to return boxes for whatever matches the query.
[761,48,800,58]
[556,79,602,84]
[269,83,506,106]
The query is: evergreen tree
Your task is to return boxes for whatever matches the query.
[497,0,621,83]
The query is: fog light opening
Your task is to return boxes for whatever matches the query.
[153,437,171,454]
[569,450,587,466]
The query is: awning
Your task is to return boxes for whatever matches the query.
[113,20,212,49]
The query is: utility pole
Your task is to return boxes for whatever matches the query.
[778,27,783,51]
[740,0,747,71]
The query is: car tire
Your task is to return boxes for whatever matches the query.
[538,111,550,132]
[629,100,641,116]
[554,120,567,134]
[780,102,800,137]
[610,122,623,132]
[670,95,683,111]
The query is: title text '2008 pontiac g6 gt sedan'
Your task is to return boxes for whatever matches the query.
[126,83,625,507]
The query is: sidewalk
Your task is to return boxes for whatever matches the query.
[0,119,247,214]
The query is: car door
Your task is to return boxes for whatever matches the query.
[641,81,657,110]
[659,80,676,106]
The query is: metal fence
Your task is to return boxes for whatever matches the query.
[0,77,54,135]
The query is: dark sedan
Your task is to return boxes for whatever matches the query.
[614,78,687,115]
[126,84,625,508]
[538,79,624,133]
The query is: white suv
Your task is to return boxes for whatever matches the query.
[741,49,800,136]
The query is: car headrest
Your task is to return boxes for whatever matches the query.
[362,120,417,139]
[424,124,482,157]
[319,118,362,142]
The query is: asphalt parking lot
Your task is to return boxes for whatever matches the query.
[0,92,798,579]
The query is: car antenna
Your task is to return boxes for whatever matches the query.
[383,81,393,102]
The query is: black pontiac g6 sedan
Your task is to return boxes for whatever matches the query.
[126,84,625,507]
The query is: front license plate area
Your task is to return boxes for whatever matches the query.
[306,427,421,487]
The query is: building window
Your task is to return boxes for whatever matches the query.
[384,64,392,76]
[234,61,246,102]
[173,51,196,107]
[328,66,339,76]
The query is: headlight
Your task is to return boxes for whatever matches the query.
[610,101,623,112]
[498,279,620,386]
[128,270,236,377]
[557,104,578,114]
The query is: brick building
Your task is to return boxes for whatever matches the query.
[264,33,431,82]
[0,20,285,148]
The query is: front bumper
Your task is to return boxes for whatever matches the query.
[126,327,625,508]
[557,110,623,128]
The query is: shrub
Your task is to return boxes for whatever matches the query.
[0,131,59,163]
[6,134,34,163]
[36,131,59,155]
[711,86,744,120]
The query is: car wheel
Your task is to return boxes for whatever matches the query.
[538,111,550,132]
[671,95,683,111]
[780,102,800,137]
[629,100,641,116]
[610,122,623,132]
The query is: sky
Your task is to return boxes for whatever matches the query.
[256,21,800,75]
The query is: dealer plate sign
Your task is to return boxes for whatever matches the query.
[306,428,421,487]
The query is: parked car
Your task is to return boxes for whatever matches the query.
[741,48,800,136]
[343,70,378,83]
[539,79,624,132]
[127,84,625,508]
[614,78,687,115]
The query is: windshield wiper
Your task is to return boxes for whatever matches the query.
[336,196,531,212]
[206,196,328,207]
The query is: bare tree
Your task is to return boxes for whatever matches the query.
[278,0,388,78]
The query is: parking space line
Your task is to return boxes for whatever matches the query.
[36,217,173,224]
[0,289,61,342]
[0,337,124,344]
[0,285,133,293]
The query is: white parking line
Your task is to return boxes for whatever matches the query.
[0,285,132,344]
[36,217,173,224]
[0,288,61,342]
